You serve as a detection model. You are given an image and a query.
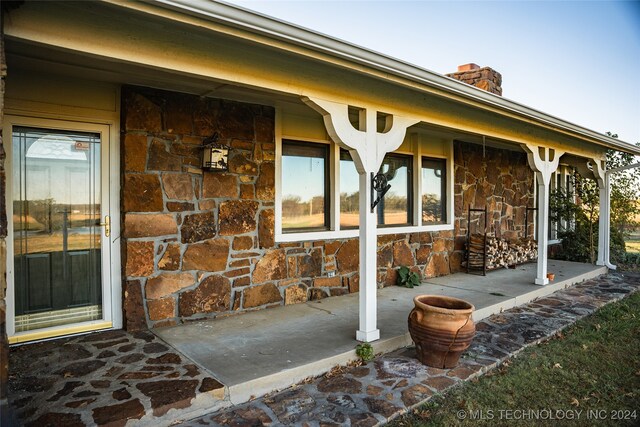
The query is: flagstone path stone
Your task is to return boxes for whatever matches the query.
[182,271,640,426]
[8,330,226,426]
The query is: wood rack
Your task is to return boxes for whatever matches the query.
[465,206,539,276]
[465,206,488,276]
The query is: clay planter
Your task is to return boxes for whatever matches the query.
[408,295,476,369]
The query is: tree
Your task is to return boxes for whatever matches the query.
[550,134,640,264]
[605,133,640,239]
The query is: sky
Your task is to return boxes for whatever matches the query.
[226,0,640,145]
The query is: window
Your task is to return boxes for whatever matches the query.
[277,128,454,240]
[548,167,576,241]
[421,157,447,224]
[339,149,359,229]
[378,153,412,226]
[281,141,329,232]
[339,150,412,228]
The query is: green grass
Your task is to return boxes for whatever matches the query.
[391,292,640,427]
[626,239,640,254]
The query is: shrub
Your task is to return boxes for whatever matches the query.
[355,343,374,362]
[397,266,421,288]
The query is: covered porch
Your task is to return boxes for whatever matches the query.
[156,260,606,406]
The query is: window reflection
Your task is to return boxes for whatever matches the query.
[12,126,103,332]
[340,150,412,227]
[421,157,447,224]
[282,141,329,231]
[340,150,359,229]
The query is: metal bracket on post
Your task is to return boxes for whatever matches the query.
[371,172,391,212]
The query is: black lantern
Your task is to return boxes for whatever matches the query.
[201,132,230,172]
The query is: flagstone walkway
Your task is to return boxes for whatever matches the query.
[180,271,640,426]
[8,330,227,426]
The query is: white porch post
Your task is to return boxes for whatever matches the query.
[522,144,564,285]
[597,161,639,269]
[303,97,418,342]
[358,156,378,341]
[592,160,609,267]
[596,174,612,267]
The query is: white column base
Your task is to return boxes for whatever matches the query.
[596,261,617,270]
[534,277,549,286]
[356,329,380,343]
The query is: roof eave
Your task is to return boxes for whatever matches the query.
[138,0,640,156]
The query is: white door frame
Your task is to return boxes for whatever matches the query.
[4,115,122,344]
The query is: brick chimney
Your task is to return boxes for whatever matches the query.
[446,63,502,96]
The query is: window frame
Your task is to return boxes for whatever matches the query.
[548,165,576,244]
[275,109,455,243]
[420,156,448,225]
[280,139,331,233]
[376,152,414,228]
[338,148,359,231]
[339,149,415,229]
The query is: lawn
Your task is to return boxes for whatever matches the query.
[626,239,640,254]
[390,291,640,427]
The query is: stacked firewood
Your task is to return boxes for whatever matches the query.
[466,234,538,270]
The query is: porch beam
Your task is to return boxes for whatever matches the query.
[302,96,418,342]
[522,144,565,285]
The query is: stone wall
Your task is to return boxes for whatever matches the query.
[121,86,277,329]
[450,141,535,271]
[121,86,534,330]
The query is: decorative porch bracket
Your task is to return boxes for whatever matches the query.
[302,96,419,342]
[522,144,564,285]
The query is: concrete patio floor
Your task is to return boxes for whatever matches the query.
[156,260,606,406]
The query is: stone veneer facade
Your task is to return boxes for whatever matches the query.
[121,86,534,330]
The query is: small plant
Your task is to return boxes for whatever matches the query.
[355,343,374,362]
[397,266,421,288]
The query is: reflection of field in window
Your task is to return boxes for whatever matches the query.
[378,170,408,225]
[340,150,359,228]
[422,158,446,224]
[340,150,410,228]
[282,142,327,230]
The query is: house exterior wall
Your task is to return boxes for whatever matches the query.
[121,86,535,330]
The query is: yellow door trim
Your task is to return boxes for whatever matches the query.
[8,321,113,344]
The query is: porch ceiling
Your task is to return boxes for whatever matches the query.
[5,38,299,108]
[5,41,540,154]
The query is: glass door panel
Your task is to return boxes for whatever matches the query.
[12,127,103,332]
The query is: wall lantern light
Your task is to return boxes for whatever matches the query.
[201,132,230,172]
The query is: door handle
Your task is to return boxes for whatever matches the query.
[99,215,111,237]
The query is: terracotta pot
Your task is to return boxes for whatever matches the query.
[408,295,476,369]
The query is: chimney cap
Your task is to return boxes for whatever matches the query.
[458,63,480,72]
